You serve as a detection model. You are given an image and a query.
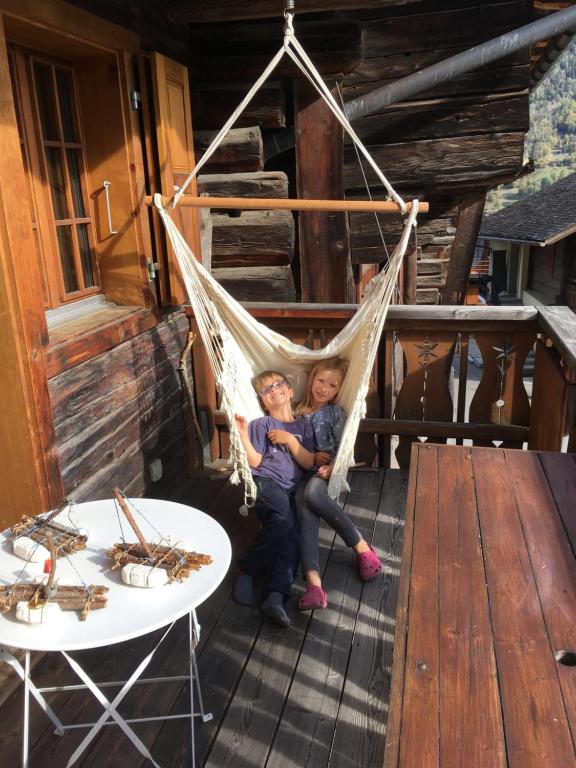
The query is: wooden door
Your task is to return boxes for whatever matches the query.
[143,52,202,307]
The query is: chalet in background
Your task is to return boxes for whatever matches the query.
[480,171,576,310]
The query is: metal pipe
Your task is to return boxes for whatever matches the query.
[345,5,576,122]
[264,5,576,159]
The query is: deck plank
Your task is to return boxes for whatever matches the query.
[329,469,408,768]
[505,450,576,752]
[398,444,440,768]
[382,453,417,768]
[0,469,408,768]
[267,470,385,768]
[141,479,340,768]
[539,451,576,551]
[472,448,574,768]
[437,445,505,767]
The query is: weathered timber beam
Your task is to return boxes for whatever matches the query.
[359,2,531,59]
[343,133,525,192]
[170,1,409,23]
[347,94,529,146]
[264,4,576,158]
[144,195,428,213]
[295,79,349,303]
[346,5,576,120]
[211,210,294,268]
[441,193,487,305]
[191,85,285,131]
[197,171,288,200]
[189,19,363,80]
[194,127,263,174]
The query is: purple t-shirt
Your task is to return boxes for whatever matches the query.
[249,415,314,491]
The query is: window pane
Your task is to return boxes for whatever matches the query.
[33,63,59,141]
[66,149,86,217]
[77,224,94,287]
[56,225,78,292]
[46,147,69,219]
[56,68,77,142]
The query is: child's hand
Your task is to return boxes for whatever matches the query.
[314,451,332,466]
[234,414,249,433]
[317,463,334,479]
[267,429,293,446]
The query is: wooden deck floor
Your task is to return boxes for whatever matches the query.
[0,468,407,767]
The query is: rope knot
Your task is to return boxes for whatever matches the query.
[283,10,294,41]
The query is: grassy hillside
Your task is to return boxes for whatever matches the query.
[485,37,576,212]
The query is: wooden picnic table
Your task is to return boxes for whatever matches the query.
[384,443,576,768]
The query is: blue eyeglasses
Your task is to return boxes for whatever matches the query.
[258,379,288,397]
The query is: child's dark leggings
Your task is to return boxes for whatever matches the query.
[238,475,300,598]
[297,475,361,575]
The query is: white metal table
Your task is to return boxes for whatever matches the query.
[0,497,231,768]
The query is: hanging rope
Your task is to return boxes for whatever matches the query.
[152,9,420,503]
[168,10,405,214]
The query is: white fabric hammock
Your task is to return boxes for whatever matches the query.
[154,11,420,504]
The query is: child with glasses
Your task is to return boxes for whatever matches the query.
[233,370,314,627]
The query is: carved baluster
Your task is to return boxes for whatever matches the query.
[469,332,535,447]
[394,332,457,467]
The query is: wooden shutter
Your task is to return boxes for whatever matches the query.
[145,53,202,306]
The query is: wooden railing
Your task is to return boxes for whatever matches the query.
[185,303,576,468]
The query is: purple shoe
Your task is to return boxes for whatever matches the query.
[357,547,382,581]
[298,585,328,610]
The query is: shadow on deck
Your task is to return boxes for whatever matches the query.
[0,468,407,767]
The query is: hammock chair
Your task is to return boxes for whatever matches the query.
[151,9,422,505]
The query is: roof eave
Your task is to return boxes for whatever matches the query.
[482,221,576,248]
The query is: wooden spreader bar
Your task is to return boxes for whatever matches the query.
[144,195,428,214]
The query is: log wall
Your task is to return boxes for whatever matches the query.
[186,0,533,304]
[196,169,297,301]
[48,311,197,501]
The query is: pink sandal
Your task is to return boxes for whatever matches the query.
[357,547,382,581]
[298,585,328,610]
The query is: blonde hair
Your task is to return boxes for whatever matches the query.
[294,357,349,416]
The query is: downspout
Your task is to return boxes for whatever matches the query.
[264,5,576,160]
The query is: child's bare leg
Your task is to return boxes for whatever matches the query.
[305,569,322,588]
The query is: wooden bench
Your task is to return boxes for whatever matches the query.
[385,443,576,768]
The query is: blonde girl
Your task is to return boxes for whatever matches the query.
[295,358,381,610]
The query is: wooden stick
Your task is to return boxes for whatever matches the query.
[0,585,108,611]
[44,534,57,599]
[143,194,429,214]
[113,488,155,560]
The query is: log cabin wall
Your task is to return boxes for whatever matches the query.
[182,0,532,304]
[47,311,194,501]
[342,0,531,304]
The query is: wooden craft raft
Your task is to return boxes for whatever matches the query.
[107,489,213,582]
[0,535,108,621]
[11,501,88,557]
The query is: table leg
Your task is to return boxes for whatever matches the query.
[0,647,65,734]
[23,650,29,768]
[61,623,175,768]
[189,612,195,768]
